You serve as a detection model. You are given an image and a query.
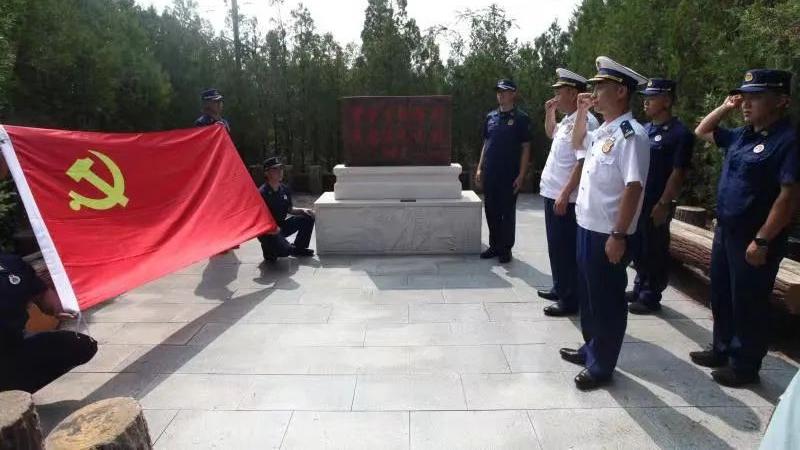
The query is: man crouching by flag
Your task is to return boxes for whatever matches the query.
[0,252,97,393]
[0,158,96,393]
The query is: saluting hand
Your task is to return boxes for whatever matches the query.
[605,236,626,264]
[722,95,743,111]
[545,98,558,112]
[577,93,595,112]
[745,241,767,267]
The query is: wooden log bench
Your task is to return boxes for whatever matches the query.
[670,218,800,314]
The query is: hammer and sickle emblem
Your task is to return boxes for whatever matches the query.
[66,150,128,211]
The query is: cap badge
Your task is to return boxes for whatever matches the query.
[753,144,765,154]
[744,72,754,82]
[647,80,653,87]
[9,274,21,285]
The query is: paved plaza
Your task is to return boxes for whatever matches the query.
[33,194,799,449]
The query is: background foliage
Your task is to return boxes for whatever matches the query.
[1,0,798,249]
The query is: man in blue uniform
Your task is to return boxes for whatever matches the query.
[258,157,316,262]
[539,68,599,316]
[0,253,97,393]
[194,88,231,132]
[627,79,695,314]
[560,56,650,390]
[475,79,532,263]
[692,69,797,387]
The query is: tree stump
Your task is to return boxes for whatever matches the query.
[45,398,151,450]
[674,206,707,228]
[0,390,44,450]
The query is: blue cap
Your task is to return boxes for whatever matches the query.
[730,69,792,95]
[495,79,517,92]
[201,88,224,102]
[552,68,589,92]
[263,156,284,170]
[642,78,677,96]
[588,56,648,91]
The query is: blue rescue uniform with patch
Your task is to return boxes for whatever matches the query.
[709,117,799,375]
[481,107,532,254]
[630,117,694,306]
[194,114,231,132]
[0,253,97,393]
[257,183,314,258]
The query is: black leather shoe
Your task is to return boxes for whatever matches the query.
[262,255,278,263]
[628,301,661,315]
[559,348,586,366]
[711,367,759,387]
[537,289,559,301]
[690,347,727,368]
[498,252,512,263]
[544,304,577,317]
[288,245,315,257]
[574,369,609,391]
[480,248,498,259]
[625,291,638,303]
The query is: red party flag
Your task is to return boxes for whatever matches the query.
[0,124,276,311]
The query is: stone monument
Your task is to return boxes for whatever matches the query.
[314,96,482,254]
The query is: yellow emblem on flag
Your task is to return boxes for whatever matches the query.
[66,150,128,211]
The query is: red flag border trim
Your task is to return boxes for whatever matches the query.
[0,125,80,313]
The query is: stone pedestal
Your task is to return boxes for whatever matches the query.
[333,164,463,200]
[314,191,481,255]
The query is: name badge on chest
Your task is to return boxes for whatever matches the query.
[602,137,616,154]
[654,135,662,142]
[753,144,765,154]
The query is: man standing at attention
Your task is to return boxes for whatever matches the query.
[627,79,695,315]
[194,88,231,132]
[538,68,599,317]
[691,69,797,387]
[559,56,650,390]
[475,79,532,263]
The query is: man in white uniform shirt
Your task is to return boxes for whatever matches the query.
[538,68,600,317]
[559,56,650,390]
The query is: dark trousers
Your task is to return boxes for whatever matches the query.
[258,214,315,259]
[484,180,517,254]
[0,331,97,393]
[710,226,785,375]
[630,206,672,305]
[543,197,578,311]
[576,227,631,379]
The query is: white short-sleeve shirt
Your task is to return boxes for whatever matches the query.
[539,111,600,202]
[575,111,650,235]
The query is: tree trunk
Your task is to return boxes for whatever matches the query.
[0,390,43,450]
[674,206,708,228]
[307,164,322,195]
[45,397,151,450]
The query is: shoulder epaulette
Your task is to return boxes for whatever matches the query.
[620,120,634,139]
